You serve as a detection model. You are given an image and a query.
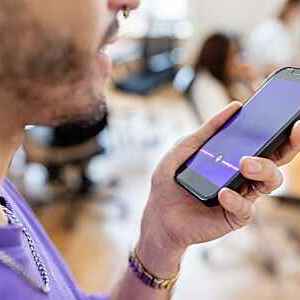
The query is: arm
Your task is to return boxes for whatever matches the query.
[111,240,182,300]
[111,102,300,300]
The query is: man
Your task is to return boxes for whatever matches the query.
[1,1,300,299]
[247,0,300,76]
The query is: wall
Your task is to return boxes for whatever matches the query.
[186,0,286,62]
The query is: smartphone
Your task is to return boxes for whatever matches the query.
[175,67,300,207]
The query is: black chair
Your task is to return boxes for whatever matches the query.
[24,114,109,201]
[173,66,202,123]
[115,36,179,96]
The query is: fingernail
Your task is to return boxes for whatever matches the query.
[295,120,300,127]
[244,158,262,174]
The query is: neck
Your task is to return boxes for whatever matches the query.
[0,129,24,181]
[0,99,25,183]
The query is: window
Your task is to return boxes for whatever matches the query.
[140,0,188,20]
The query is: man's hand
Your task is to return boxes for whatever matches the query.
[0,206,8,226]
[137,102,300,278]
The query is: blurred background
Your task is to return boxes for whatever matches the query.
[8,0,300,299]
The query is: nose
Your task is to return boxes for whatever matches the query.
[108,0,140,11]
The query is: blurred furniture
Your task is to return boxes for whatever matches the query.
[23,115,113,227]
[114,36,178,95]
[173,65,201,122]
[114,18,191,96]
[24,115,108,196]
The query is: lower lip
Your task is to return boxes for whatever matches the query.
[97,50,113,78]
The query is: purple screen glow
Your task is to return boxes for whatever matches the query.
[188,78,300,187]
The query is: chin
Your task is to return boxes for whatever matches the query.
[27,73,109,128]
[48,99,108,128]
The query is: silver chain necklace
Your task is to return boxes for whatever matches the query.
[0,202,50,294]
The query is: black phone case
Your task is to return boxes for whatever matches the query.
[175,67,300,207]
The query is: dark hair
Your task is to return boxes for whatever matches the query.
[279,0,300,20]
[194,33,240,86]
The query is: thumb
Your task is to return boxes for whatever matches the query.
[167,101,242,171]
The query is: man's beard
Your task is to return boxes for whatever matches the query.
[0,0,92,86]
[52,94,108,128]
[0,1,108,128]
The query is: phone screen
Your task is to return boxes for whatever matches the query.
[186,77,300,189]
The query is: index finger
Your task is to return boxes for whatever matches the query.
[166,102,242,171]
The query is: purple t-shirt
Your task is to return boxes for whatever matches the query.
[0,179,108,300]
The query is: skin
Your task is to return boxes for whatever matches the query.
[1,1,300,299]
[260,3,300,76]
[226,43,257,85]
[225,42,241,80]
[0,207,7,226]
[281,3,300,26]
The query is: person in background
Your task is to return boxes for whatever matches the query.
[247,0,300,198]
[247,0,300,77]
[192,33,255,122]
[1,1,300,300]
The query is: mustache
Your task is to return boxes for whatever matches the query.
[98,17,120,51]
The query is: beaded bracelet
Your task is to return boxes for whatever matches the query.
[129,249,180,291]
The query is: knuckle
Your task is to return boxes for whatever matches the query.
[208,120,220,133]
[229,210,253,229]
[244,206,256,224]
[236,200,252,222]
[226,199,256,229]
[264,159,276,174]
[269,169,283,189]
[259,159,278,180]
[240,207,254,224]
[242,211,253,224]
